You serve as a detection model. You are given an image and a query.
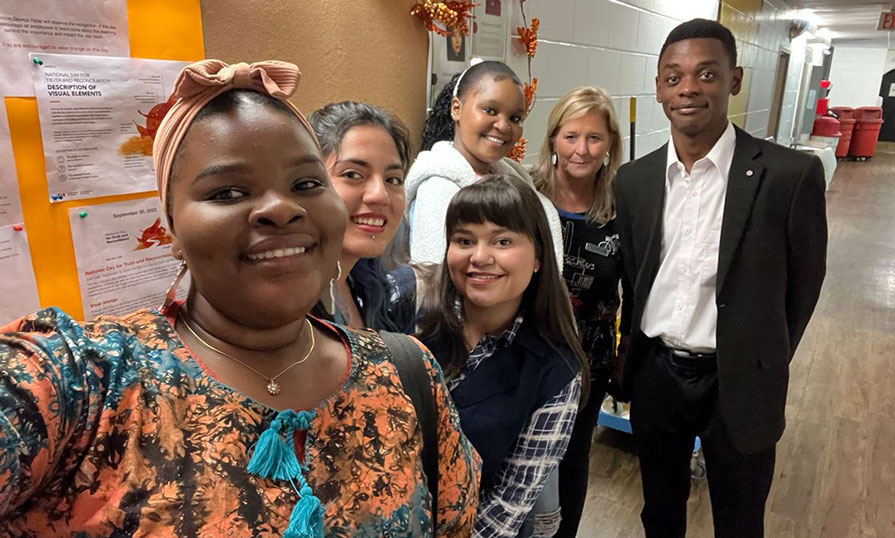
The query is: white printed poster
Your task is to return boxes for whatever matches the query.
[33,54,188,202]
[471,0,508,61]
[69,198,187,319]
[0,99,23,227]
[0,0,129,97]
[0,224,40,323]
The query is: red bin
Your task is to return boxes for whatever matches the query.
[849,119,884,158]
[855,106,882,120]
[850,107,884,158]
[812,115,840,137]
[830,107,855,158]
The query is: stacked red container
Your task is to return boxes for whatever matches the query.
[849,107,884,159]
[829,107,855,158]
[812,115,840,137]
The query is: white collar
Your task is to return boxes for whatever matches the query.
[665,121,736,181]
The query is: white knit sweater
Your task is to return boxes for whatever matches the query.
[404,141,564,271]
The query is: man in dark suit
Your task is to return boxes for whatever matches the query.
[613,19,827,538]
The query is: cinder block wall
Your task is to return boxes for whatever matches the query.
[506,0,799,165]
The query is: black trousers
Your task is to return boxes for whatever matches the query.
[630,338,776,538]
[553,376,607,538]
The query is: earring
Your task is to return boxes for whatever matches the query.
[603,153,610,166]
[328,261,343,313]
[551,153,558,166]
[163,259,188,309]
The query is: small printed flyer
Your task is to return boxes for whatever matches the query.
[471,0,508,61]
[0,0,129,96]
[0,224,40,324]
[0,99,23,227]
[33,53,188,202]
[69,198,187,319]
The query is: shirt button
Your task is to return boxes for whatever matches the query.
[675,304,684,311]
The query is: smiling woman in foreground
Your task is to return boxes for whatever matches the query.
[0,59,479,537]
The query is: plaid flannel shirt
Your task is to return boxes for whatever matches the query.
[449,316,582,538]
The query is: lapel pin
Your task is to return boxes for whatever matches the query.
[746,169,754,177]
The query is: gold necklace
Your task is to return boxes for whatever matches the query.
[178,312,315,395]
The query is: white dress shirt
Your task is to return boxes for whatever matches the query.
[640,121,736,353]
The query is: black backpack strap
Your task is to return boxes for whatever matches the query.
[379,331,439,526]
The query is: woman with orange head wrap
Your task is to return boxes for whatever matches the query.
[0,60,479,537]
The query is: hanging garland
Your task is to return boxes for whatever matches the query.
[509,0,539,162]
[410,0,477,37]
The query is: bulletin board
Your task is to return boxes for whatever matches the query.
[4,0,204,320]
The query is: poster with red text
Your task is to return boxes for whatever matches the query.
[69,197,187,319]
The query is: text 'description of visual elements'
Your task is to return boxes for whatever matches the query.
[33,53,188,202]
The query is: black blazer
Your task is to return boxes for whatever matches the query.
[613,126,827,454]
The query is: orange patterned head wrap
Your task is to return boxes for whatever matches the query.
[152,59,316,225]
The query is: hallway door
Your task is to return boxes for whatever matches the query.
[767,51,790,141]
[880,69,895,142]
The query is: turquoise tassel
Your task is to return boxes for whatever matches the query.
[283,484,324,538]
[247,410,322,536]
[247,418,300,481]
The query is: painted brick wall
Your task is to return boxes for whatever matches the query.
[720,0,793,140]
[505,0,719,165]
[498,0,799,165]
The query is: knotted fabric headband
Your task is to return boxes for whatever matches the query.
[153,59,316,225]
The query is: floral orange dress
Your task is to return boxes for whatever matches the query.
[0,305,479,537]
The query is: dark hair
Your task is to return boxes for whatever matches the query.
[308,101,413,174]
[416,174,589,399]
[421,61,522,151]
[659,18,738,68]
[307,101,414,329]
[168,89,303,226]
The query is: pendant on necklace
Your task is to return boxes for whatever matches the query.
[266,380,281,395]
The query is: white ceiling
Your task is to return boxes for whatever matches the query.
[786,1,895,47]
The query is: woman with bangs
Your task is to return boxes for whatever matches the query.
[417,174,587,537]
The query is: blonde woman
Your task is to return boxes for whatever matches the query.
[532,86,630,538]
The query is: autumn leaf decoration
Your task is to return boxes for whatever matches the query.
[507,138,527,162]
[508,1,539,163]
[524,78,537,113]
[411,0,478,37]
[517,17,539,58]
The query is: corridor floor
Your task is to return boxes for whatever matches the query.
[578,143,895,538]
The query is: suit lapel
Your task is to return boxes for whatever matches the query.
[717,128,763,293]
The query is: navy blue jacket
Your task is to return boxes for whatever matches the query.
[423,322,579,487]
